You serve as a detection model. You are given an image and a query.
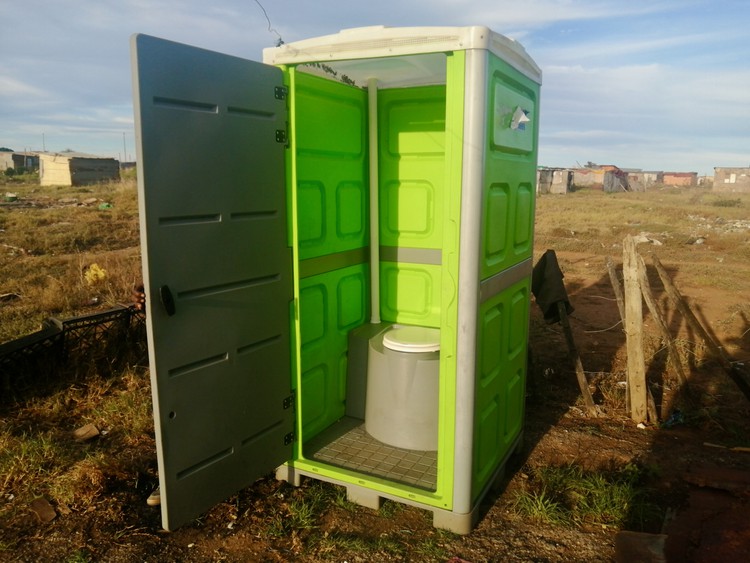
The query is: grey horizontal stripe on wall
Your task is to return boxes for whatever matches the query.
[299,247,369,278]
[379,246,442,265]
[298,246,442,279]
[479,258,533,303]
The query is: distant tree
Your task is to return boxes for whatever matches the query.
[0,147,14,152]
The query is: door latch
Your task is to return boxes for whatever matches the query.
[159,285,176,316]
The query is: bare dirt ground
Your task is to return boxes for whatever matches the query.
[2,187,750,562]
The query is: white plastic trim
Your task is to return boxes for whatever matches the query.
[368,78,381,324]
[452,48,488,515]
[263,26,541,84]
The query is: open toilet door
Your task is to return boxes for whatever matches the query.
[131,34,294,530]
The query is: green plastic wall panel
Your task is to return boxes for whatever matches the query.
[378,86,446,249]
[294,72,368,260]
[379,261,441,327]
[471,52,538,502]
[378,86,446,325]
[472,278,529,499]
[480,55,539,280]
[299,265,368,440]
[291,70,370,442]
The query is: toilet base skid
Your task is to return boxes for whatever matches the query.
[276,431,523,535]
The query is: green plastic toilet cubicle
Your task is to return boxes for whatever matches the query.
[131,25,541,534]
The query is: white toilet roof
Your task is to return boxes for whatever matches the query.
[263,25,542,85]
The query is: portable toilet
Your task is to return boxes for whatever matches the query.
[131,25,541,534]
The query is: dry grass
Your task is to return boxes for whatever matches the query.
[0,367,154,519]
[535,187,750,295]
[0,176,141,343]
[1,173,153,540]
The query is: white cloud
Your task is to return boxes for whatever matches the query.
[539,32,724,64]
[0,74,49,100]
[443,0,676,28]
[544,62,750,132]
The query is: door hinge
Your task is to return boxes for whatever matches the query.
[274,86,288,100]
[284,431,295,445]
[283,392,295,410]
[275,129,287,144]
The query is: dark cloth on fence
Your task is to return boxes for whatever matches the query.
[531,249,573,323]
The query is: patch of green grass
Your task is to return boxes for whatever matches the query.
[264,509,289,537]
[512,488,569,525]
[287,495,320,530]
[512,463,662,530]
[317,532,372,551]
[413,535,451,559]
[0,170,39,185]
[316,532,406,558]
[263,481,333,537]
[379,498,405,518]
[85,371,154,441]
[328,484,358,511]
[65,549,93,563]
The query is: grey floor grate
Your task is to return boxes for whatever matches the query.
[306,417,437,491]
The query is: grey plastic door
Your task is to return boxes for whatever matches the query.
[131,34,293,530]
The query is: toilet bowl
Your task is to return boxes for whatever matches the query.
[364,325,440,451]
[383,326,441,353]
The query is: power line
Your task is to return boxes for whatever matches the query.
[253,0,284,46]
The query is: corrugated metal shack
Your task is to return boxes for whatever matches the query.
[39,151,119,186]
[626,171,662,192]
[1,151,38,172]
[537,167,573,194]
[573,166,629,192]
[713,167,750,193]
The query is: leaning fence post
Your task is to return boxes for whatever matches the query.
[653,254,750,402]
[636,254,692,408]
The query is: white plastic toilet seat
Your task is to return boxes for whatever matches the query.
[383,326,440,353]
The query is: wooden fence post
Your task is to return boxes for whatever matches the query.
[623,236,648,423]
[606,256,629,413]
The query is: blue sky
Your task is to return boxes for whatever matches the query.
[1,0,748,175]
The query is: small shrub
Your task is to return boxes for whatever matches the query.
[711,197,742,208]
